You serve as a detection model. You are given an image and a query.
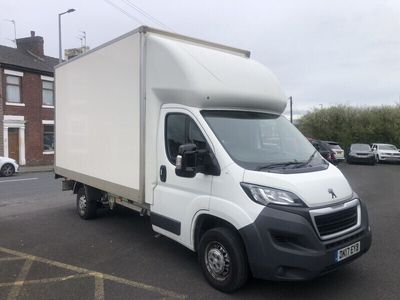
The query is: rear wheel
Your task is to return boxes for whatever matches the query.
[76,186,97,219]
[198,227,248,293]
[1,163,15,177]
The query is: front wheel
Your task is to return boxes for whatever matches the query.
[1,163,15,177]
[198,227,248,293]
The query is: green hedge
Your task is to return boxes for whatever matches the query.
[297,105,400,150]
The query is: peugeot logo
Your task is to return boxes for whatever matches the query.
[328,188,337,199]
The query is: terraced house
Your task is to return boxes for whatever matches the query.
[0,31,58,166]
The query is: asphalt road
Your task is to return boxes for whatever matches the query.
[0,163,399,299]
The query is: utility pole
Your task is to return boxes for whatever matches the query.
[289,96,293,123]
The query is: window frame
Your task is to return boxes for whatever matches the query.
[164,112,210,166]
[43,124,55,153]
[5,75,22,103]
[42,80,54,106]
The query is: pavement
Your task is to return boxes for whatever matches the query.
[0,163,399,299]
[18,165,53,173]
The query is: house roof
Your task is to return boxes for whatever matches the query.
[0,44,58,75]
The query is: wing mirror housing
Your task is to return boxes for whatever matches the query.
[175,143,221,178]
[176,144,198,178]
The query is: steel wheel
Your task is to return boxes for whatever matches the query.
[198,227,248,292]
[76,186,97,219]
[78,194,88,216]
[205,241,231,281]
[1,163,15,177]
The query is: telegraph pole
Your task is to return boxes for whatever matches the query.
[289,96,293,123]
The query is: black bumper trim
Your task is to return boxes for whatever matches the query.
[239,200,371,281]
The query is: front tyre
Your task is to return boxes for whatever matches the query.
[76,186,97,219]
[198,227,248,293]
[1,163,15,177]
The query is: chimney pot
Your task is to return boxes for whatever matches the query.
[30,31,35,37]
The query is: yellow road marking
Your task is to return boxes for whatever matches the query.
[94,272,105,300]
[0,257,27,262]
[0,247,186,299]
[7,258,33,300]
[0,273,92,288]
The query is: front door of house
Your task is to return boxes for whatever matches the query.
[8,128,19,162]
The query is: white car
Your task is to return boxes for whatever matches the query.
[371,143,400,163]
[0,157,19,177]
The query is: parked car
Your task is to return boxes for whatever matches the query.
[323,141,345,162]
[310,139,339,165]
[347,144,375,165]
[371,143,400,163]
[0,156,19,177]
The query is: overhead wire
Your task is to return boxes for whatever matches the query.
[103,0,145,25]
[121,0,174,31]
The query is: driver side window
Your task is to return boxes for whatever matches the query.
[165,113,208,165]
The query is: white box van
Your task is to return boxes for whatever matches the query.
[55,26,371,292]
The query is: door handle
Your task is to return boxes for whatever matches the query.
[160,165,167,182]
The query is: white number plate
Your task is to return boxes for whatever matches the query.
[335,241,360,262]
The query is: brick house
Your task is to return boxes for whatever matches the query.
[0,31,58,166]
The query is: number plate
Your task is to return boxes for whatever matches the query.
[335,241,360,262]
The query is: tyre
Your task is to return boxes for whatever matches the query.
[198,227,248,293]
[76,186,97,219]
[1,163,15,177]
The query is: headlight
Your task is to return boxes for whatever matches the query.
[241,183,306,207]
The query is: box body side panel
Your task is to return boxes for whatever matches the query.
[55,34,141,200]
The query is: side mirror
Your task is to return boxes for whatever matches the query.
[175,144,198,178]
[175,143,221,178]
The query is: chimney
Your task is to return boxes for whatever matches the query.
[16,31,44,57]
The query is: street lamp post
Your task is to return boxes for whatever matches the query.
[289,96,293,123]
[58,9,76,63]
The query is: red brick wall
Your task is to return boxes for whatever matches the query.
[0,68,3,156]
[3,71,54,166]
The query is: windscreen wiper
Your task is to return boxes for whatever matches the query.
[293,149,318,169]
[256,161,303,171]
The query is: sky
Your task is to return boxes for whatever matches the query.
[1,0,399,116]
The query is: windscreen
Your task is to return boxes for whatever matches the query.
[379,145,397,151]
[201,110,326,171]
[329,144,342,150]
[351,144,370,151]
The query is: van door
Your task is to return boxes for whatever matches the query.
[152,108,214,247]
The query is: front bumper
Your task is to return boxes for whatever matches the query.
[348,155,375,164]
[239,200,371,280]
[378,155,400,162]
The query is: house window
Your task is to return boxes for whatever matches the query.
[43,125,54,152]
[42,81,54,106]
[6,75,21,103]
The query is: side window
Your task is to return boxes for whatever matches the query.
[188,119,207,150]
[166,114,186,164]
[165,113,209,165]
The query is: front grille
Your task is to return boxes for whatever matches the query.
[310,199,361,240]
[315,206,358,236]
